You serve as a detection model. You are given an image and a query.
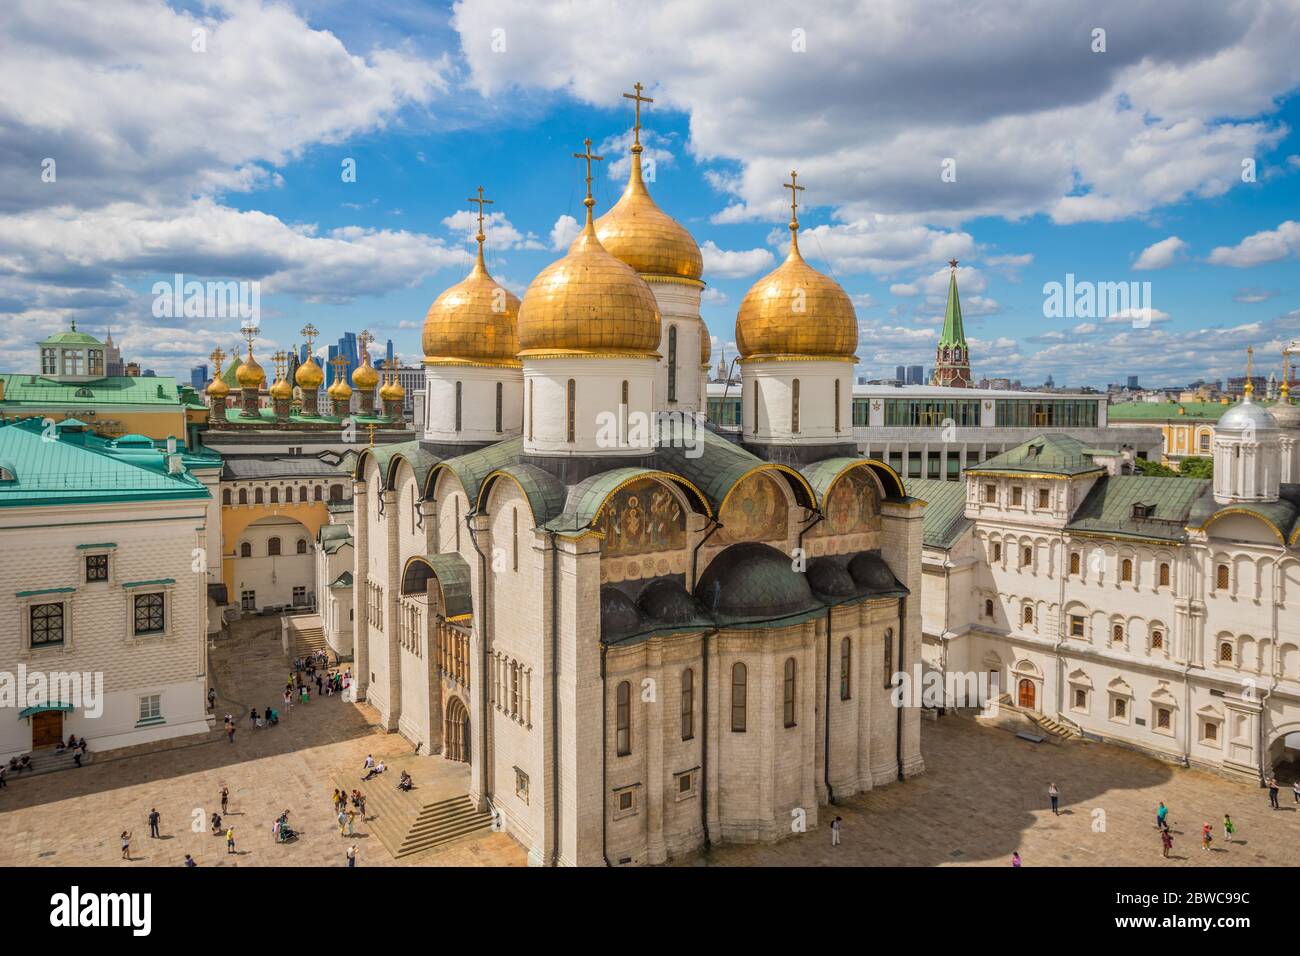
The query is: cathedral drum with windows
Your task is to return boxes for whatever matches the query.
[350,87,925,867]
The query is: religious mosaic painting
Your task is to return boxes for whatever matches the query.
[717,471,788,544]
[817,467,880,536]
[600,478,686,557]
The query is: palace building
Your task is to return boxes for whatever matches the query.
[346,86,925,867]
[916,357,1300,784]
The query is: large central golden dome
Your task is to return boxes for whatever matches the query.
[422,240,521,367]
[594,145,703,282]
[518,204,661,358]
[736,191,857,362]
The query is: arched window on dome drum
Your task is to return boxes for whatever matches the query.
[791,379,801,433]
[615,681,631,756]
[680,668,694,740]
[783,657,797,728]
[454,381,462,433]
[667,325,678,403]
[834,379,841,432]
[621,380,629,445]
[566,379,576,443]
[511,507,518,572]
[840,637,852,700]
[495,382,503,434]
[268,537,281,557]
[731,662,747,732]
[753,389,759,435]
[528,380,534,441]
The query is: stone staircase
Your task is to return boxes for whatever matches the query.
[286,614,331,662]
[992,693,1080,740]
[10,748,90,778]
[335,770,493,859]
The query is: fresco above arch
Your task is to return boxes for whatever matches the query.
[716,471,788,545]
[599,477,686,557]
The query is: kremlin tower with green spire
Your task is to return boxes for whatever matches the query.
[931,258,972,387]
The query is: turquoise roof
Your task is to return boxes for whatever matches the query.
[967,434,1108,477]
[0,374,184,406]
[0,417,211,508]
[904,478,973,548]
[1068,476,1211,542]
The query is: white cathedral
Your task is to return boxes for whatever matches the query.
[345,88,925,866]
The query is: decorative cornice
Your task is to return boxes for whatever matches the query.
[740,353,858,364]
[641,274,706,289]
[422,356,523,369]
[517,349,661,361]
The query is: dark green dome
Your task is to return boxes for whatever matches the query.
[696,542,820,621]
[848,551,899,591]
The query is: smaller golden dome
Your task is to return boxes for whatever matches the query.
[236,352,265,387]
[423,243,521,366]
[352,352,380,389]
[207,374,230,398]
[269,376,293,400]
[295,354,324,388]
[327,374,352,401]
[700,323,711,367]
[735,180,857,362]
[380,371,405,402]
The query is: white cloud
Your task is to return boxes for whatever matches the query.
[549,214,582,250]
[1208,220,1300,267]
[699,241,775,278]
[442,209,546,250]
[1104,307,1172,326]
[890,283,918,297]
[597,129,677,182]
[1133,236,1188,270]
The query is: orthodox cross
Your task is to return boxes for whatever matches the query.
[208,347,225,369]
[623,82,654,147]
[366,422,377,448]
[783,170,805,226]
[1245,346,1254,396]
[574,138,604,210]
[329,354,348,387]
[467,185,493,243]
[271,350,286,381]
[240,323,260,358]
[300,323,319,352]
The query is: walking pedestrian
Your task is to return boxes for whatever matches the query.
[830,815,842,846]
[1011,851,1021,867]
[211,812,222,835]
[207,688,216,710]
[220,786,229,815]
[1048,782,1060,816]
[1268,776,1280,809]
[1293,780,1300,804]
[1223,813,1237,842]
[1201,822,1212,850]
[338,809,348,836]
[1156,801,1169,831]
[347,810,356,835]
[121,830,132,860]
[148,807,160,838]
[358,792,367,821]
[226,723,235,744]
[284,688,293,712]
[184,854,196,867]
[346,844,357,868]
[1160,828,1173,859]
[226,827,235,854]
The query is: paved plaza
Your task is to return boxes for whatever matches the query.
[0,622,1293,867]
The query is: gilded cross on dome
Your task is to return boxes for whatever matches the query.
[573,138,604,212]
[358,329,373,354]
[623,82,654,147]
[329,354,349,382]
[783,170,805,226]
[208,347,225,368]
[240,323,260,358]
[300,323,319,349]
[467,185,493,243]
[1245,345,1255,397]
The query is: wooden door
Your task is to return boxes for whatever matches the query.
[1018,679,1035,710]
[31,711,63,748]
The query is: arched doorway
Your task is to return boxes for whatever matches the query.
[1018,679,1036,710]
[445,697,470,763]
[1267,729,1300,786]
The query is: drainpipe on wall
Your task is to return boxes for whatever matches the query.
[600,643,612,866]
[1054,535,1068,722]
[700,627,714,850]
[548,531,561,866]
[896,595,907,781]
[466,515,492,812]
[824,606,835,805]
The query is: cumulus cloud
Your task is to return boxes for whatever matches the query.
[549,214,582,250]
[700,241,775,278]
[442,209,546,249]
[1133,236,1188,270]
[1208,220,1300,267]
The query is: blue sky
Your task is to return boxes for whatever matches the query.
[3,0,1299,388]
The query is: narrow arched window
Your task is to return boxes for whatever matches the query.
[731,662,747,732]
[511,507,519,571]
[616,681,631,756]
[268,537,281,556]
[238,488,247,505]
[299,486,308,502]
[1159,562,1170,587]
[984,599,994,617]
[840,637,852,700]
[314,485,322,502]
[296,539,307,555]
[329,484,343,502]
[791,378,801,433]
[270,487,278,504]
[753,389,759,435]
[1023,605,1034,625]
[240,542,251,558]
[222,488,232,505]
[454,381,463,432]
[1069,552,1080,575]
[566,379,576,443]
[1219,642,1233,663]
[254,487,264,504]
[527,379,534,441]
[1216,563,1230,591]
[667,325,678,403]
[883,627,894,687]
[1112,623,1124,643]
[1121,558,1133,582]
[495,381,503,433]
[834,378,841,432]
[783,657,797,727]
[680,668,694,740]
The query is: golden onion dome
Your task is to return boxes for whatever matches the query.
[735,200,857,362]
[235,351,265,387]
[327,375,353,401]
[206,374,230,398]
[295,354,324,388]
[269,376,293,400]
[379,372,405,402]
[518,208,661,358]
[700,324,711,367]
[594,145,703,281]
[422,241,521,366]
[352,351,380,389]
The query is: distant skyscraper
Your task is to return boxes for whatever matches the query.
[104,329,124,376]
[895,364,906,382]
[336,332,359,382]
[1127,375,1140,389]
[386,339,395,366]
[190,364,208,390]
[907,365,924,385]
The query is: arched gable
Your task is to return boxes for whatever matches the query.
[400,552,473,622]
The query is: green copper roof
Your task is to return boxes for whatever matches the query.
[1109,401,1232,422]
[655,427,816,512]
[1067,476,1210,542]
[221,356,243,388]
[400,552,473,619]
[427,436,523,503]
[483,462,567,526]
[1186,487,1300,545]
[0,417,211,508]
[360,439,442,493]
[0,374,184,406]
[937,267,966,348]
[903,478,973,548]
[544,466,709,536]
[329,570,353,589]
[967,433,1107,477]
[40,324,103,347]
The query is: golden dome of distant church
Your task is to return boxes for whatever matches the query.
[736,172,857,363]
[518,140,661,358]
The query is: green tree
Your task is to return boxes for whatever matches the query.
[1134,458,1177,477]
[1179,457,1214,479]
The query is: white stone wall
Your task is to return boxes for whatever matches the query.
[423,364,523,445]
[740,359,854,444]
[646,281,705,414]
[523,356,658,457]
[228,516,316,610]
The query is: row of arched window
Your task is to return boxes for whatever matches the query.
[222,484,344,506]
[237,537,309,558]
